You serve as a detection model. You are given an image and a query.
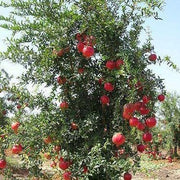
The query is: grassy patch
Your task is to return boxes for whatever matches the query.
[138,155,167,178]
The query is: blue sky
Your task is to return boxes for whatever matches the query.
[0,0,180,93]
[144,0,180,93]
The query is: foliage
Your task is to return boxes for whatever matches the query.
[157,92,180,156]
[0,0,175,179]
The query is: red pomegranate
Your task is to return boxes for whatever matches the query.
[139,106,150,115]
[82,46,94,57]
[11,122,20,132]
[0,159,6,169]
[115,59,124,69]
[100,95,110,105]
[134,102,143,112]
[137,122,145,131]
[149,54,157,61]
[77,42,84,52]
[78,68,84,74]
[142,95,150,104]
[60,101,69,110]
[137,144,145,153]
[143,132,152,142]
[112,133,125,146]
[71,122,78,130]
[62,171,72,180]
[129,117,139,127]
[17,104,21,109]
[106,61,115,70]
[146,117,157,128]
[123,103,135,114]
[158,94,165,102]
[83,166,88,174]
[59,157,70,170]
[123,111,132,120]
[76,33,82,41]
[124,172,132,180]
[104,82,114,92]
[12,144,23,154]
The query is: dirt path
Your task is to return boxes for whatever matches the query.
[0,159,180,179]
[133,160,180,180]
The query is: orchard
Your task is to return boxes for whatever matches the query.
[0,0,179,180]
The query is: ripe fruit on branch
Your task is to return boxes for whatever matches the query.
[137,122,145,131]
[124,172,132,180]
[143,132,152,142]
[12,144,23,154]
[112,133,125,146]
[142,95,150,104]
[158,94,165,102]
[106,60,115,70]
[104,82,114,92]
[11,122,20,133]
[83,166,88,174]
[0,159,6,169]
[57,76,66,85]
[137,144,145,153]
[59,157,71,170]
[149,54,157,61]
[123,103,135,114]
[60,102,69,110]
[115,59,124,69]
[129,117,139,127]
[123,103,135,120]
[78,68,84,74]
[82,46,94,58]
[139,106,150,115]
[17,104,21,109]
[76,33,82,41]
[100,95,110,105]
[77,42,85,53]
[123,111,132,120]
[62,171,72,180]
[134,102,143,111]
[145,117,157,128]
[71,122,78,130]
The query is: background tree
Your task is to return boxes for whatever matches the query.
[158,92,180,157]
[0,0,177,179]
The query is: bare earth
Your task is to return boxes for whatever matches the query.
[133,160,180,180]
[0,159,180,180]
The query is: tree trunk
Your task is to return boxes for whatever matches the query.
[174,145,178,157]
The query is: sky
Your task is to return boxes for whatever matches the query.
[0,0,180,93]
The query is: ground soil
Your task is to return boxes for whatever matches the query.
[133,159,180,180]
[0,159,180,180]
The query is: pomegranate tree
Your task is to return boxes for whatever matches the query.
[0,0,176,179]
